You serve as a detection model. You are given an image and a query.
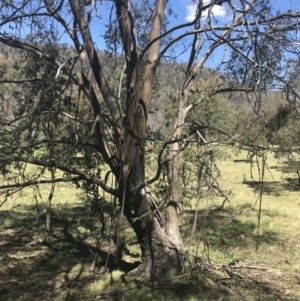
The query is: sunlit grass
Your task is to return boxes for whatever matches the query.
[181,149,300,300]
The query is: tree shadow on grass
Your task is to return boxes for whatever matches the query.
[0,203,247,301]
[269,160,300,174]
[0,203,139,301]
[0,201,297,301]
[233,159,250,163]
[119,279,234,301]
[282,177,300,191]
[242,180,283,195]
[183,205,280,254]
[181,204,300,300]
[242,179,300,195]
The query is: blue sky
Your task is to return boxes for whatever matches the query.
[174,0,300,23]
[1,0,299,67]
[160,0,300,66]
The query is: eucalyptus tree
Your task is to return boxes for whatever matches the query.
[1,0,300,279]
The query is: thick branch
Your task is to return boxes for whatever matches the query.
[0,177,80,191]
[68,0,123,142]
[114,0,144,165]
[0,156,116,195]
[185,2,202,83]
[80,71,118,172]
[43,0,82,51]
[142,0,168,120]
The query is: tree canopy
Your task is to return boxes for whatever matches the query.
[1,0,300,280]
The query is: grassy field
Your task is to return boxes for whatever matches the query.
[1,149,300,300]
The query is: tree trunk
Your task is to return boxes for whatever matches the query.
[119,144,184,280]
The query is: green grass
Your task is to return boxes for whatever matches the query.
[1,149,300,300]
[181,149,300,300]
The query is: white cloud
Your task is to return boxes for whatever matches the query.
[204,5,227,17]
[185,2,227,22]
[186,4,196,22]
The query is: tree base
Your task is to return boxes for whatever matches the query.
[128,218,184,280]
[128,247,182,280]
